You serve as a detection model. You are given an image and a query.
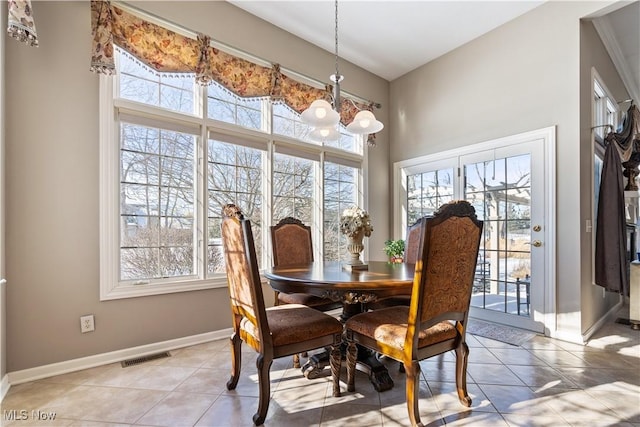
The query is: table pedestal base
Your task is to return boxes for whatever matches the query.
[301,345,394,392]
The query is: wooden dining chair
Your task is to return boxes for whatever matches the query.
[339,200,483,427]
[270,217,342,368]
[221,204,344,426]
[403,218,424,264]
[366,218,424,311]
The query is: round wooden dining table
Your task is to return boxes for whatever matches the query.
[264,260,415,392]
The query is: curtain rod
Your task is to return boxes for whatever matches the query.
[115,1,382,109]
[591,124,614,131]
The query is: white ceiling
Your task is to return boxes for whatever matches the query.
[229,0,639,103]
[593,1,640,106]
[228,0,545,81]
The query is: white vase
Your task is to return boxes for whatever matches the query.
[346,230,365,265]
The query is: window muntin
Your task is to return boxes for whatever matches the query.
[273,152,316,225]
[118,49,196,115]
[207,139,264,274]
[324,161,358,261]
[465,155,532,314]
[272,103,313,141]
[323,130,360,154]
[101,47,366,299]
[120,123,197,282]
[593,78,617,141]
[406,168,454,225]
[206,84,264,131]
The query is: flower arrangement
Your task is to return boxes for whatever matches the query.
[340,206,373,238]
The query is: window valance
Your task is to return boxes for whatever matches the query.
[89,0,372,127]
[7,0,38,47]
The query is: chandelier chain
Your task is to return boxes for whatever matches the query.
[334,0,339,78]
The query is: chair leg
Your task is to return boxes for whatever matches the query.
[226,332,242,390]
[405,361,424,427]
[293,353,301,368]
[330,344,342,397]
[455,341,472,407]
[346,341,357,392]
[253,354,273,426]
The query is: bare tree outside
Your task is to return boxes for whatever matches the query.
[120,124,196,281]
[324,162,358,261]
[207,139,263,275]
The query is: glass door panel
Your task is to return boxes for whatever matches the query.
[466,154,532,317]
[461,139,545,333]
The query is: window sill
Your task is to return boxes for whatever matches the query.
[100,277,228,301]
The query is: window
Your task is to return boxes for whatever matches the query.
[207,84,263,131]
[206,139,265,276]
[324,160,360,261]
[120,123,197,282]
[592,73,619,222]
[273,152,316,225]
[593,77,618,142]
[100,47,365,300]
[406,168,454,225]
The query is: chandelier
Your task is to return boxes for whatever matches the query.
[300,0,383,144]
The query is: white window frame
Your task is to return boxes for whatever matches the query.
[99,65,367,300]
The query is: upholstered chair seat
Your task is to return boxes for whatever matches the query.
[345,306,458,351]
[240,304,343,348]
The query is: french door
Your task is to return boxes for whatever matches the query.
[396,127,555,333]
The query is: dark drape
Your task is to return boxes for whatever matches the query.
[607,105,640,162]
[595,141,629,296]
[595,104,639,296]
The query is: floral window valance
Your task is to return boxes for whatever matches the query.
[89,0,373,126]
[7,0,38,47]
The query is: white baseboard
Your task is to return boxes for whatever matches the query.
[549,328,586,344]
[0,374,9,402]
[6,328,233,387]
[548,299,624,344]
[582,299,624,342]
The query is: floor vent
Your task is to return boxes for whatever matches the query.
[121,351,171,367]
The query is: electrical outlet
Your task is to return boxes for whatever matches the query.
[80,315,95,333]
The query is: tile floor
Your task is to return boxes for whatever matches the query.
[1,312,639,426]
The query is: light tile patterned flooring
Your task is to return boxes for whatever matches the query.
[2,313,639,426]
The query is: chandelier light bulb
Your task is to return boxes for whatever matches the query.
[301,99,340,127]
[346,110,384,135]
[315,108,327,119]
[309,125,340,141]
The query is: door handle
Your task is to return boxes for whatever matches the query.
[532,240,542,247]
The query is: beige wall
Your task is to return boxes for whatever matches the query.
[4,1,388,372]
[390,1,621,339]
